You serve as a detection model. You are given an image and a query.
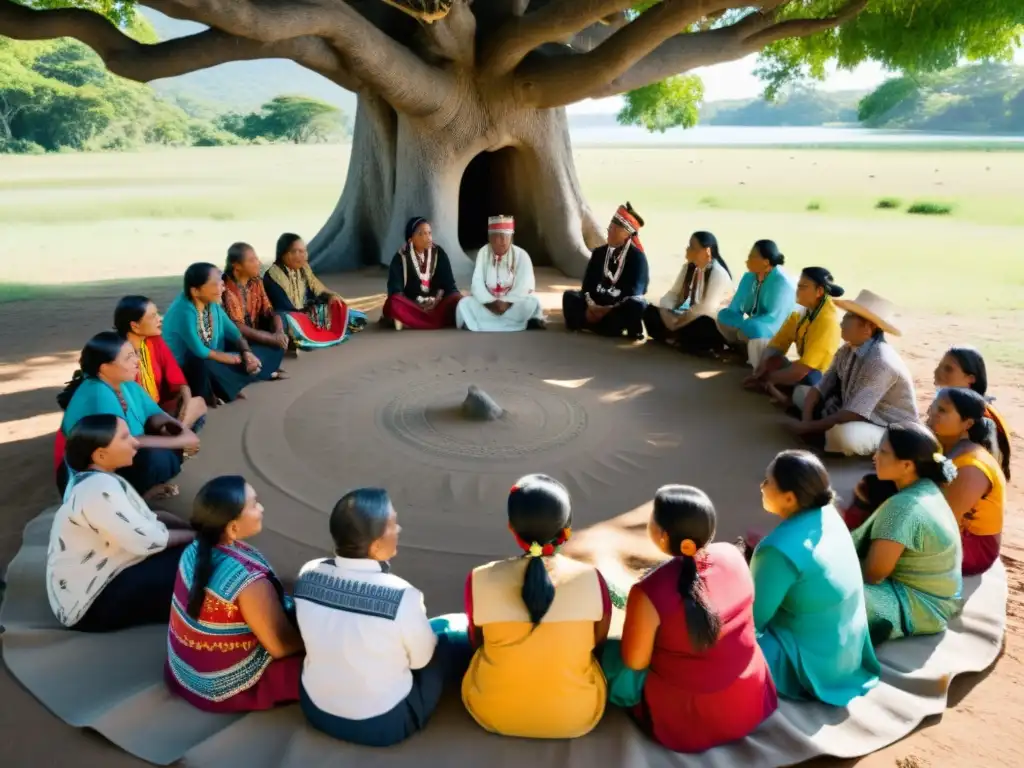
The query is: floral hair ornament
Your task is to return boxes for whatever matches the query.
[680,539,698,557]
[932,452,945,464]
[514,527,572,558]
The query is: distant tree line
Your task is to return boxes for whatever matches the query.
[0,37,350,155]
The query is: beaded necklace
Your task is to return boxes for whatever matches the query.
[795,297,828,357]
[489,246,516,297]
[411,246,434,294]
[602,243,629,285]
[197,306,214,347]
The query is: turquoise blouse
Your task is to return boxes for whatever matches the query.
[61,377,163,437]
[751,504,880,706]
[162,293,242,363]
[717,267,795,340]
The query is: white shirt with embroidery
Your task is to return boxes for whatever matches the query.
[46,472,169,627]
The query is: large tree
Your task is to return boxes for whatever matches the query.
[1,1,1021,276]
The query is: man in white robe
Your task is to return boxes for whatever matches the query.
[456,215,546,332]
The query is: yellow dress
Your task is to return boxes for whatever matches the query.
[768,296,841,373]
[462,555,607,739]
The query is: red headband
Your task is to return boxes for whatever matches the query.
[614,205,644,251]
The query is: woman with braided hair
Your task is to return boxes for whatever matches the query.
[165,476,303,713]
[601,485,777,753]
[462,474,611,738]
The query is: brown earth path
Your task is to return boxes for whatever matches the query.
[0,271,1021,767]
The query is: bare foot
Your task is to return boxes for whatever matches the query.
[144,483,179,501]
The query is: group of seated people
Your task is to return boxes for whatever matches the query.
[51,234,368,502]
[45,399,1007,751]
[39,207,1011,755]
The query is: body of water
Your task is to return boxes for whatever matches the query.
[568,124,1024,147]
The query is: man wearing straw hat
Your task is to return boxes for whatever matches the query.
[787,289,917,456]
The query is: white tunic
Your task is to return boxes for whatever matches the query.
[456,244,544,332]
[46,471,169,627]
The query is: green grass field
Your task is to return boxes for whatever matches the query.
[1,143,1022,317]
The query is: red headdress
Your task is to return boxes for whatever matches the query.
[612,203,644,251]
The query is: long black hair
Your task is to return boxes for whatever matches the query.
[652,485,721,652]
[800,267,844,298]
[768,450,836,511]
[225,242,253,277]
[945,346,988,397]
[940,387,1011,479]
[275,233,302,265]
[113,295,152,338]
[183,262,219,300]
[56,331,127,411]
[330,488,392,560]
[187,475,249,619]
[64,413,121,473]
[752,239,785,267]
[691,230,731,277]
[885,422,958,487]
[507,474,572,627]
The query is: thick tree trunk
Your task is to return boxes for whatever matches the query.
[308,91,604,281]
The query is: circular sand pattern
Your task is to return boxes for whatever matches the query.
[379,377,588,460]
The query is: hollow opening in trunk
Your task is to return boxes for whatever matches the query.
[458,146,525,254]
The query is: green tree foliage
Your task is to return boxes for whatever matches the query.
[622,0,1023,130]
[617,75,704,133]
[754,0,1023,100]
[857,62,1024,131]
[248,96,345,143]
[0,35,349,153]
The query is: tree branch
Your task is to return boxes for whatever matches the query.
[480,0,636,76]
[0,1,342,83]
[419,0,476,66]
[149,0,455,115]
[515,0,730,108]
[584,0,869,101]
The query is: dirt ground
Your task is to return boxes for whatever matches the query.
[0,273,1021,767]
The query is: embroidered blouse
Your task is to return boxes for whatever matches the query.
[223,276,275,328]
[263,263,336,313]
[167,540,288,702]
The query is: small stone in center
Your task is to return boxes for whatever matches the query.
[462,385,504,421]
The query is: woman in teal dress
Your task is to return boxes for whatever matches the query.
[715,240,795,368]
[852,422,963,643]
[751,450,880,705]
[163,263,285,405]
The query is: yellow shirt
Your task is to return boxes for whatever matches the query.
[462,555,607,739]
[953,447,1005,537]
[768,296,841,372]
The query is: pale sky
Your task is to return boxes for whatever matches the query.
[568,56,892,113]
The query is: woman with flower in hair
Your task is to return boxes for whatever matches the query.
[381,217,463,330]
[852,422,963,643]
[602,485,777,752]
[462,474,611,738]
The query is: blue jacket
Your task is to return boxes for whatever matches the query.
[717,267,794,340]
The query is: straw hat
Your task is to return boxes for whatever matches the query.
[833,289,901,336]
